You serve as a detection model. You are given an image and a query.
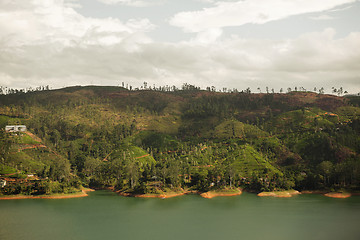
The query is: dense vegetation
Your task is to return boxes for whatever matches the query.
[0,85,359,196]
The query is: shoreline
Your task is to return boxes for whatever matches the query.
[324,192,352,199]
[118,191,187,199]
[257,190,301,198]
[200,189,242,199]
[0,188,95,200]
[118,188,242,199]
[301,190,353,199]
[2,188,358,200]
[117,189,189,199]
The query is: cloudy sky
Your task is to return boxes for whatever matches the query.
[1,0,359,93]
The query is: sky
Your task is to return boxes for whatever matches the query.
[0,0,359,93]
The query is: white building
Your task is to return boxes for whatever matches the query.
[0,179,6,188]
[5,125,27,132]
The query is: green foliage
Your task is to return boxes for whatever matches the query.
[211,120,247,139]
[1,86,359,194]
[15,134,40,145]
[133,131,180,151]
[0,163,17,175]
[0,115,25,128]
[294,132,335,165]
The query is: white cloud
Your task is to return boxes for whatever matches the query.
[170,0,357,32]
[64,0,82,8]
[309,14,335,20]
[192,28,223,44]
[0,0,154,47]
[329,5,353,11]
[1,25,359,93]
[194,0,215,3]
[97,0,164,7]
[0,1,359,94]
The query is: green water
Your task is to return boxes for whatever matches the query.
[1,191,359,240]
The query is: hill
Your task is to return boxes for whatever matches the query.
[1,86,359,195]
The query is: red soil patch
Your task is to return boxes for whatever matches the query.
[200,189,242,199]
[135,154,150,159]
[0,189,94,200]
[324,192,351,199]
[257,190,301,198]
[25,131,42,143]
[18,144,47,152]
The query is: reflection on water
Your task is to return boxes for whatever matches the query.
[1,191,360,240]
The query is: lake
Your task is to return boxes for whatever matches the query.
[1,191,360,240]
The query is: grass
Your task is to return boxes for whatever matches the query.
[128,146,156,164]
[258,189,300,197]
[16,134,40,145]
[0,115,9,127]
[210,119,269,139]
[268,108,336,133]
[211,188,240,193]
[6,148,57,174]
[147,115,180,134]
[200,188,242,198]
[0,115,24,128]
[0,164,18,175]
[232,144,282,177]
[133,131,180,151]
[111,144,156,165]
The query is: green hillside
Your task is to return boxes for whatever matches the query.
[1,86,360,195]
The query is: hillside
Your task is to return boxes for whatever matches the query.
[1,86,360,195]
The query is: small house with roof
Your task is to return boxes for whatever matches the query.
[0,179,6,188]
[5,125,27,132]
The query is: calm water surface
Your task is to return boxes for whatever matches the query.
[1,191,360,240]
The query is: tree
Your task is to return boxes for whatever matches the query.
[318,161,333,186]
[84,157,102,177]
[0,130,11,164]
[126,159,141,190]
[49,158,71,181]
[51,129,61,148]
[191,168,209,191]
[332,87,337,94]
[338,87,343,96]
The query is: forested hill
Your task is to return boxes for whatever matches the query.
[1,85,360,196]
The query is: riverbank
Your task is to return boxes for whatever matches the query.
[301,190,353,199]
[0,188,94,200]
[2,188,358,200]
[324,192,352,198]
[200,188,242,199]
[257,190,301,198]
[118,190,188,199]
[118,188,242,199]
